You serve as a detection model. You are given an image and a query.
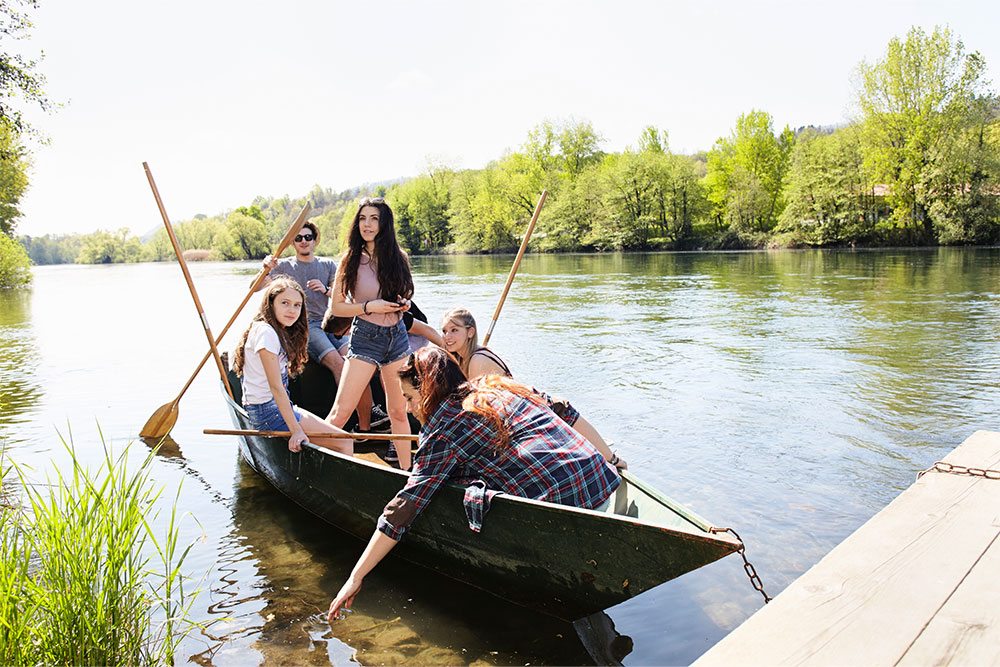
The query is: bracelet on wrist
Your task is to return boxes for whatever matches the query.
[609,453,620,466]
[362,300,370,315]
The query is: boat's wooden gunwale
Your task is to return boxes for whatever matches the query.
[222,384,740,619]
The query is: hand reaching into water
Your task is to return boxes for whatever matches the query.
[328,576,363,622]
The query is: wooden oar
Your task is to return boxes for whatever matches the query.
[481,190,548,347]
[143,163,233,404]
[204,428,419,441]
[140,200,311,438]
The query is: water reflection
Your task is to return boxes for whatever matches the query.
[210,457,621,666]
[0,289,42,436]
[3,250,999,666]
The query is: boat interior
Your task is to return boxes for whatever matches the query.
[223,357,720,536]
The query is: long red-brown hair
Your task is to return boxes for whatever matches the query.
[399,347,545,448]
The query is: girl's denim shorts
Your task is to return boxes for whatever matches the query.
[245,398,302,431]
[348,317,410,368]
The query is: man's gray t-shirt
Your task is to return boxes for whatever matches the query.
[269,257,337,324]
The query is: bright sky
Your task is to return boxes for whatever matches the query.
[15,0,1000,237]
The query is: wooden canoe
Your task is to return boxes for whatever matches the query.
[220,373,742,621]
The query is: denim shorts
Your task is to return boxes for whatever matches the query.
[245,398,303,431]
[348,317,410,368]
[307,321,349,362]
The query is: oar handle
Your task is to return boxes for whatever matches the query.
[482,190,547,347]
[144,162,235,401]
[204,428,419,441]
[173,205,312,399]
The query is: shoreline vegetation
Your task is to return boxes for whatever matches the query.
[0,435,201,665]
[3,25,1000,284]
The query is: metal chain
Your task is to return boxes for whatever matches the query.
[709,526,772,604]
[916,461,1000,482]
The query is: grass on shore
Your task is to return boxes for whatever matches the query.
[0,431,203,665]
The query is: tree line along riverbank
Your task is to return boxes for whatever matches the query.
[6,25,1000,278]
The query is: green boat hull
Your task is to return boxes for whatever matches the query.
[222,381,741,621]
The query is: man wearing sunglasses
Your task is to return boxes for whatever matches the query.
[256,221,382,433]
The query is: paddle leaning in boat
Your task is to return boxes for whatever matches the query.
[210,363,742,622]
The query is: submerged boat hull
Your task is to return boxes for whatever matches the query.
[223,386,741,620]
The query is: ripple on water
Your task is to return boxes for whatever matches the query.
[3,249,999,666]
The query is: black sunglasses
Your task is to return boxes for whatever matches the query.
[359,196,385,206]
[294,233,315,242]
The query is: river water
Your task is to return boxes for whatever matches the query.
[1,248,997,665]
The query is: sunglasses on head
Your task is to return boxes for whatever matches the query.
[294,233,315,242]
[359,196,385,206]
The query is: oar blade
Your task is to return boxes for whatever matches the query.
[139,401,179,438]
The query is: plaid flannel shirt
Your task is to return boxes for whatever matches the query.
[377,391,620,541]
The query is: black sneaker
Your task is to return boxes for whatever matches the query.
[384,442,398,462]
[370,405,391,432]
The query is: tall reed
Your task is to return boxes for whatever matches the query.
[0,432,203,665]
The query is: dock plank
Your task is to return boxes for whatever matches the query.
[694,431,1000,666]
[898,530,1000,666]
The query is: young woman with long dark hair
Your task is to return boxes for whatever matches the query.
[323,197,415,469]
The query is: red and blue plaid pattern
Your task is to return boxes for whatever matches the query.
[377,391,620,541]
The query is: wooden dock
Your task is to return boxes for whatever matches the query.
[694,430,1000,666]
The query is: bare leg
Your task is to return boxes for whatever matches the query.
[355,383,373,431]
[380,357,412,471]
[325,357,377,452]
[297,410,352,455]
[320,348,374,430]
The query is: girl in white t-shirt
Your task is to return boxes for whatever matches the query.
[232,279,349,454]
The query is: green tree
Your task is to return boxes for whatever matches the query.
[0,125,28,234]
[141,228,175,261]
[77,229,143,264]
[390,166,452,252]
[234,204,266,223]
[211,211,270,260]
[19,233,82,264]
[778,125,885,245]
[0,0,53,140]
[706,110,794,237]
[925,97,1000,244]
[0,230,31,286]
[539,163,608,251]
[557,119,603,177]
[451,168,520,252]
[592,128,706,249]
[173,216,222,251]
[856,25,992,242]
[597,149,668,249]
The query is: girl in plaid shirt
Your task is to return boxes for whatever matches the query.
[440,306,624,469]
[328,346,620,622]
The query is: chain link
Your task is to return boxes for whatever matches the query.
[709,526,772,604]
[916,461,1000,482]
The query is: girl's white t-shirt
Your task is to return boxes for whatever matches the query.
[240,321,287,405]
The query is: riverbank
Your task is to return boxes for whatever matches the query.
[21,239,1000,266]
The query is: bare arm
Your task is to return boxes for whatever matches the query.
[253,255,279,292]
[407,318,445,348]
[259,349,306,452]
[328,264,406,318]
[573,415,627,470]
[467,352,507,380]
[327,529,398,621]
